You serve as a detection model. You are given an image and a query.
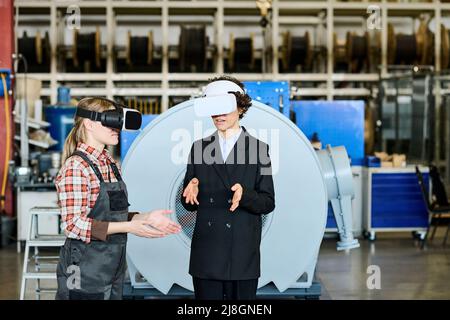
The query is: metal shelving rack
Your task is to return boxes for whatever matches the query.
[12,0,450,115]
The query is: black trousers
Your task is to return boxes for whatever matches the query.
[193,277,258,300]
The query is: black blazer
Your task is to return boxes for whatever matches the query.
[182,127,275,280]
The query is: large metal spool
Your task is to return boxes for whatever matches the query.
[126,31,154,66]
[334,32,371,72]
[346,31,371,72]
[72,27,101,69]
[280,31,312,72]
[387,20,433,66]
[421,24,450,70]
[179,25,208,72]
[416,20,434,65]
[228,32,256,71]
[440,24,450,70]
[18,31,51,69]
[406,22,450,69]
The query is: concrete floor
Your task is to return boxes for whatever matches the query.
[1,230,449,300]
[317,230,450,299]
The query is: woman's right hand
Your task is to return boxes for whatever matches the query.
[126,220,167,238]
[182,177,200,205]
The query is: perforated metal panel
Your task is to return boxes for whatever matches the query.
[173,176,270,243]
[174,181,197,241]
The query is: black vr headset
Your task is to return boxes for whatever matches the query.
[76,97,142,131]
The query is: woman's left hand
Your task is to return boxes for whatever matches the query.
[134,210,182,235]
[230,183,243,212]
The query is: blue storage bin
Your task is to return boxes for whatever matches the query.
[44,105,77,151]
[370,172,429,228]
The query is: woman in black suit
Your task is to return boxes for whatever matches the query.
[181,75,275,300]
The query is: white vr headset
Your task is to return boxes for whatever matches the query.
[194,80,245,117]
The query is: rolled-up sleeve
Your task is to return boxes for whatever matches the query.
[55,162,95,243]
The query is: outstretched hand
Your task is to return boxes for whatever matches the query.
[134,210,181,235]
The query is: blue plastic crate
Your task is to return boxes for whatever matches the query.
[243,81,290,118]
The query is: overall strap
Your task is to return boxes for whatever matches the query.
[71,150,104,183]
[109,162,123,182]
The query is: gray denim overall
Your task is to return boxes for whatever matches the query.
[56,150,129,300]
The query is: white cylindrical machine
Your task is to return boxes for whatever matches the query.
[123,100,357,294]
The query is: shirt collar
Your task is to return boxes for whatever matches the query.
[77,142,112,164]
[218,127,242,144]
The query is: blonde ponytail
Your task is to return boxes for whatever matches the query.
[61,97,114,163]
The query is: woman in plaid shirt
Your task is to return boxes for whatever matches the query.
[55,97,181,300]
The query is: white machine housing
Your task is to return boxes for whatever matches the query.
[123,100,358,294]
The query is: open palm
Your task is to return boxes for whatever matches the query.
[146,209,181,234]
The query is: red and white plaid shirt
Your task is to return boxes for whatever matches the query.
[55,142,121,243]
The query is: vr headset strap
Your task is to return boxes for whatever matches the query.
[76,108,103,122]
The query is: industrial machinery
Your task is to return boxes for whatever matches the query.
[292,100,366,234]
[377,67,435,163]
[243,81,290,118]
[122,100,359,297]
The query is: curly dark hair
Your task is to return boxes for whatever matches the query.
[208,75,252,119]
